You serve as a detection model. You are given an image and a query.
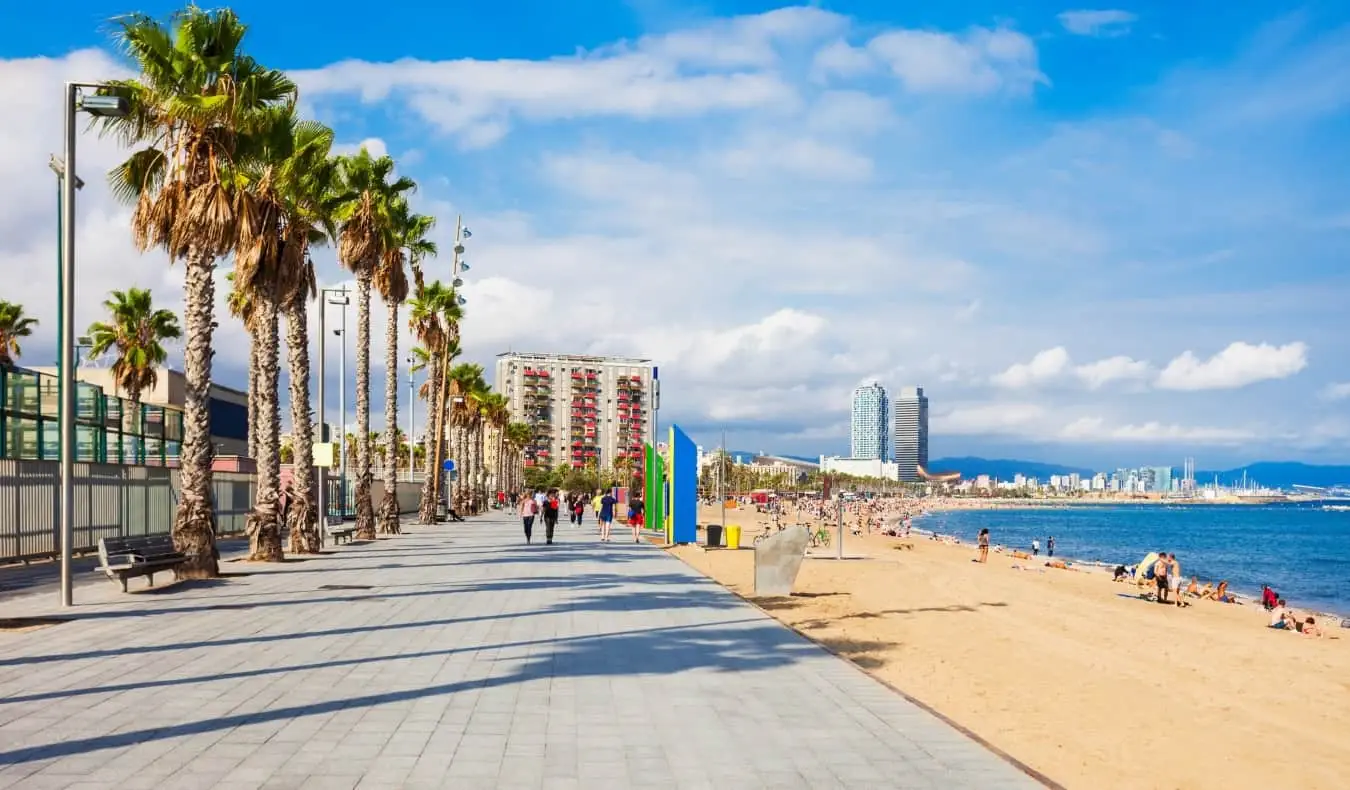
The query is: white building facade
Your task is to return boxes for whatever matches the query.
[850,382,889,461]
[893,386,929,482]
[495,353,655,472]
[819,456,899,481]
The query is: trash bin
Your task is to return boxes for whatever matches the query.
[726,524,742,549]
[705,524,724,547]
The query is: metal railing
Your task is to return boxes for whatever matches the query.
[0,458,254,563]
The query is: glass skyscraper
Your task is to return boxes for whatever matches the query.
[850,383,889,461]
[893,386,928,482]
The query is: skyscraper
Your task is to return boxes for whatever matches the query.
[850,383,889,460]
[893,386,929,482]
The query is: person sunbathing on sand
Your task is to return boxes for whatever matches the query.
[1301,617,1323,638]
[1185,577,1199,597]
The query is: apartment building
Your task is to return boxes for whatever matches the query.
[494,353,656,471]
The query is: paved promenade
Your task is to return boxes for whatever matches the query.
[0,512,1044,790]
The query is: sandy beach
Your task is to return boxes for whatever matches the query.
[671,503,1350,790]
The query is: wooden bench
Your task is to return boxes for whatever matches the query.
[97,535,188,593]
[325,523,357,544]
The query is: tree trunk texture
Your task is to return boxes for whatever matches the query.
[429,358,452,520]
[247,339,259,459]
[172,248,221,578]
[417,354,442,524]
[246,294,284,561]
[379,300,401,534]
[353,270,377,540]
[285,298,321,554]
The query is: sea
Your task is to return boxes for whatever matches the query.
[915,503,1350,616]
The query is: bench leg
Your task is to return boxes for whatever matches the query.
[121,576,128,593]
[148,572,155,588]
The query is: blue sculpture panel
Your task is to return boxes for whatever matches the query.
[671,425,697,544]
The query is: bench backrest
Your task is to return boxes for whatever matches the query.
[99,534,180,563]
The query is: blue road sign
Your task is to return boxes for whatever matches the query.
[442,459,456,471]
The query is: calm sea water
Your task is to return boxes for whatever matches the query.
[916,503,1350,615]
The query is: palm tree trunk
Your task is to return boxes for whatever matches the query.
[285,298,321,554]
[379,299,401,534]
[417,354,442,523]
[247,339,259,459]
[353,269,376,540]
[172,248,220,578]
[246,295,284,561]
[430,360,452,519]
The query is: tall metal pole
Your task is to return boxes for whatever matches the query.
[430,215,463,505]
[836,494,844,560]
[719,429,726,529]
[316,296,327,540]
[407,361,415,481]
[338,314,347,518]
[59,84,77,608]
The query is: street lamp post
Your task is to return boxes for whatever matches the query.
[315,286,348,538]
[59,83,128,608]
[324,288,348,518]
[429,218,470,509]
[406,355,415,482]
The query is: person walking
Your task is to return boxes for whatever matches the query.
[572,494,586,527]
[628,496,645,543]
[1031,538,1040,556]
[977,528,990,563]
[598,489,618,542]
[542,489,561,544]
[519,490,538,544]
[1047,536,1055,557]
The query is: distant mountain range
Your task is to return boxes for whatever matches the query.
[928,457,1095,480]
[1193,462,1350,489]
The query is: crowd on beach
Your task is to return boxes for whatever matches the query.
[717,491,1347,635]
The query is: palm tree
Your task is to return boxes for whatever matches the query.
[505,422,533,496]
[447,363,485,514]
[336,147,415,541]
[480,392,509,506]
[407,282,461,522]
[0,301,39,369]
[376,202,436,534]
[236,111,344,555]
[100,7,296,577]
[84,287,181,432]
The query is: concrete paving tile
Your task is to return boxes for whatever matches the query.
[0,512,1045,790]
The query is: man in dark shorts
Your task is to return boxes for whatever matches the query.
[1153,552,1171,604]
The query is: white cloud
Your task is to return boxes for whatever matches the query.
[718,136,874,182]
[1320,382,1350,401]
[332,137,388,158]
[1057,10,1139,38]
[811,39,875,81]
[1059,417,1255,444]
[1074,355,1151,389]
[867,27,1045,94]
[1155,341,1308,391]
[991,347,1071,388]
[936,402,1046,435]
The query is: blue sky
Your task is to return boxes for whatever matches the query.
[2,1,1349,469]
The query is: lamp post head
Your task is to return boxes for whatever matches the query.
[78,94,129,117]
